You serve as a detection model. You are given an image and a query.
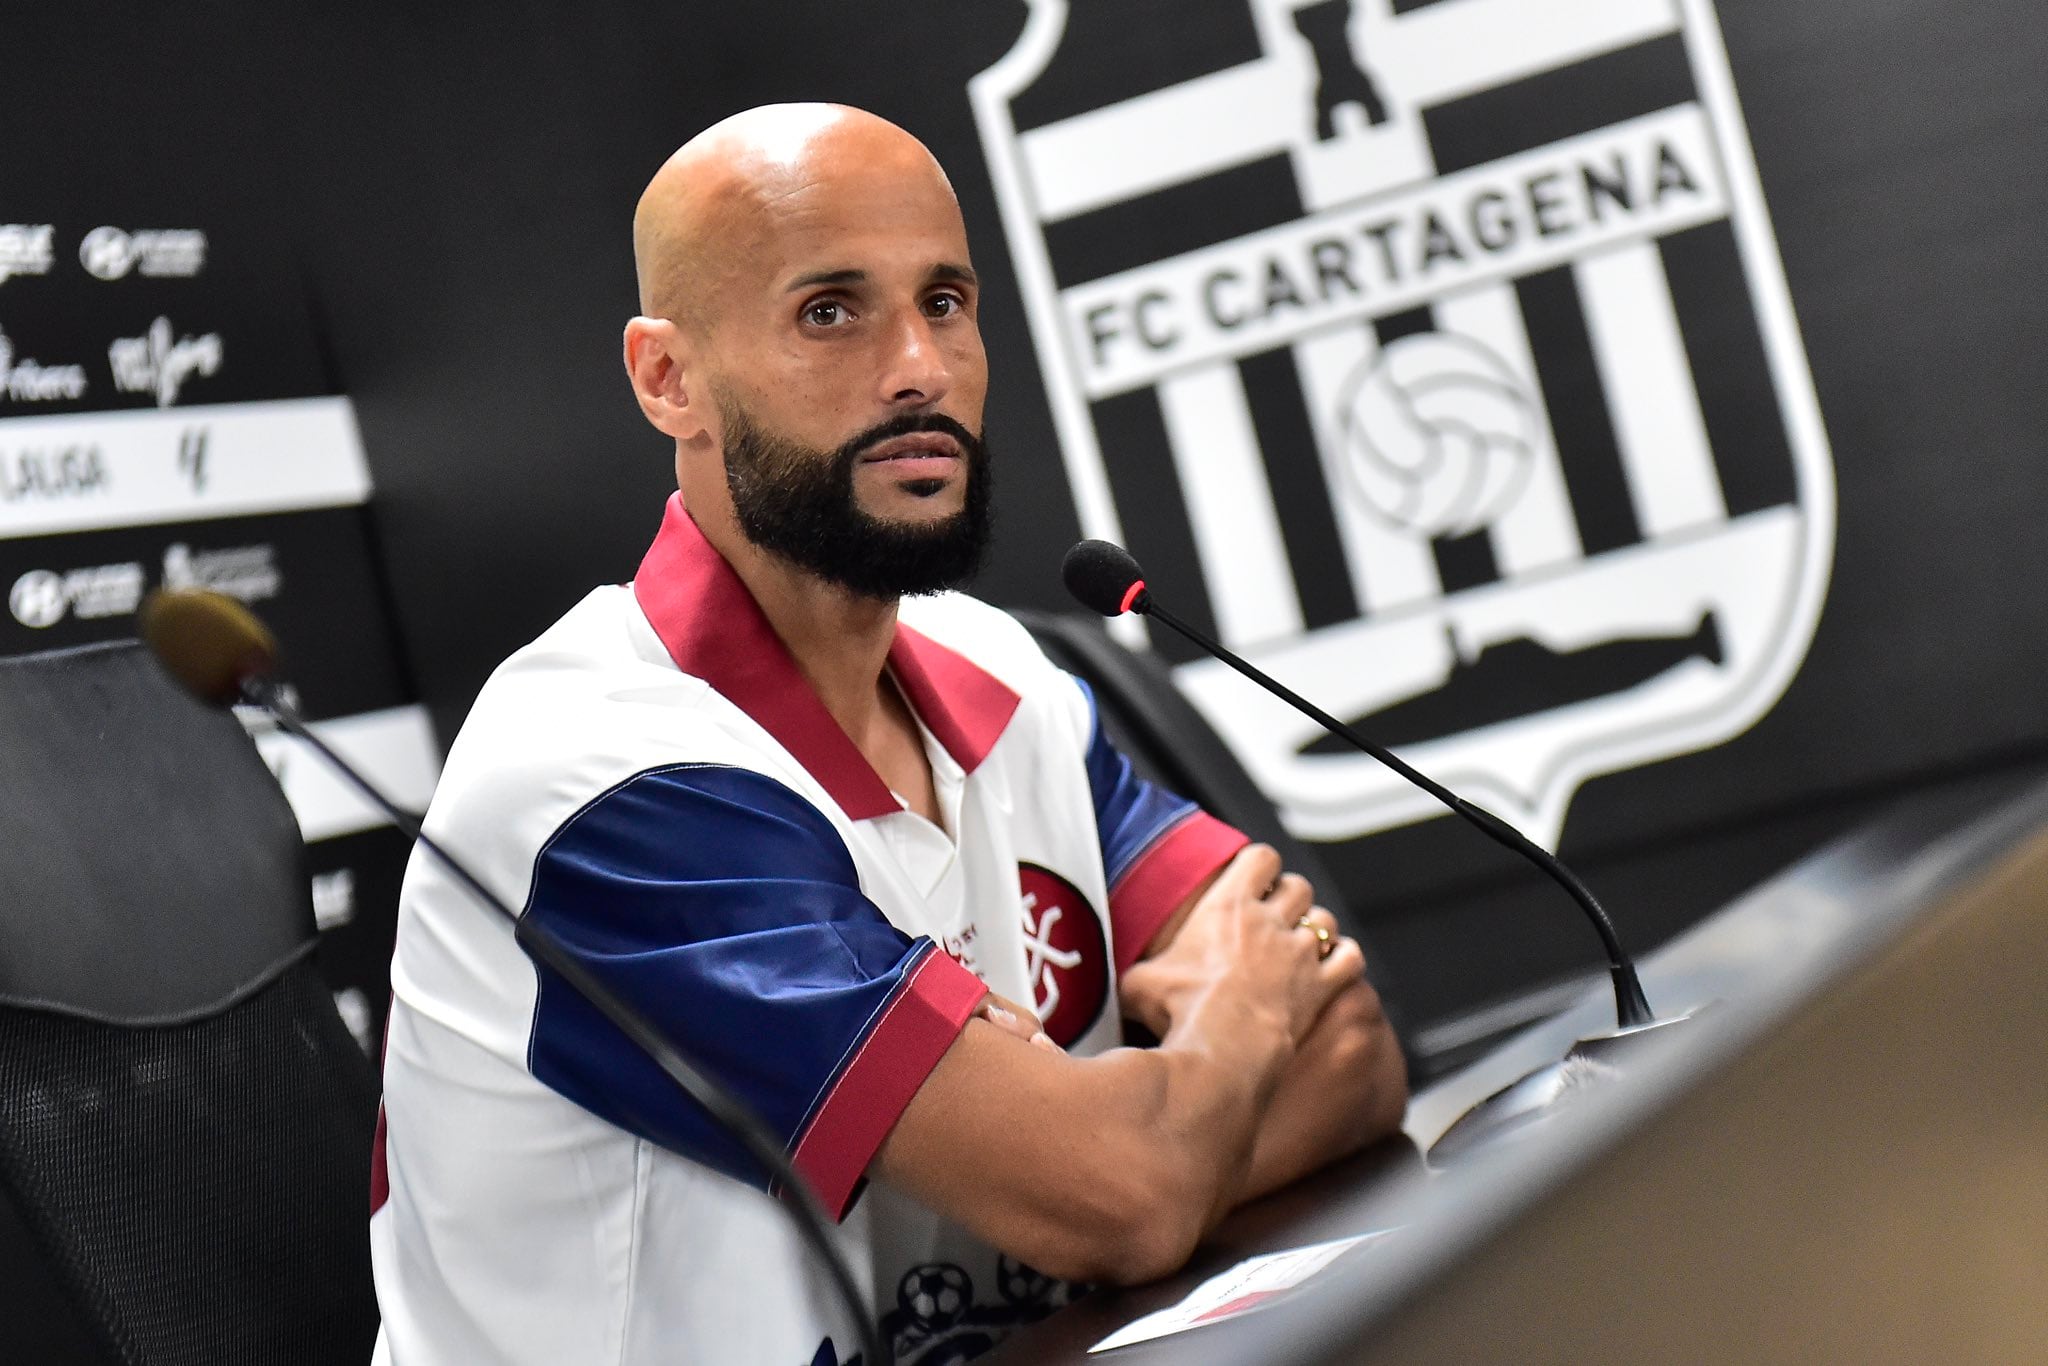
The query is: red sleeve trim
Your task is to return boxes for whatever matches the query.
[1108,811,1249,976]
[790,945,985,1220]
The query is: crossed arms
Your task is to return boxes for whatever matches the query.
[874,843,1409,1284]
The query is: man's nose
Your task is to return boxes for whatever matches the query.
[879,311,952,408]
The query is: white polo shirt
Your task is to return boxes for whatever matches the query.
[368,495,1245,1365]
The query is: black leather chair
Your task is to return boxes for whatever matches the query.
[0,641,380,1365]
[1013,611,1417,1070]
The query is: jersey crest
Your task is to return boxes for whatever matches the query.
[1016,862,1108,1045]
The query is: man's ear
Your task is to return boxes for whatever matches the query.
[623,316,707,441]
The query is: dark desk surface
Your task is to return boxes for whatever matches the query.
[978,1138,1426,1363]
[984,766,2048,1364]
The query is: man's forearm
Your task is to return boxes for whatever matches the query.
[1141,980,1302,1236]
[873,996,1299,1285]
[878,843,1361,1283]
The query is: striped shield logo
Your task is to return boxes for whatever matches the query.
[972,0,1834,850]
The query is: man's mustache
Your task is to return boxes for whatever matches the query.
[838,413,983,465]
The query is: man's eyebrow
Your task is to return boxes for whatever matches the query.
[782,264,979,293]
[785,268,866,292]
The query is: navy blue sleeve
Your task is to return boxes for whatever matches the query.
[518,763,984,1216]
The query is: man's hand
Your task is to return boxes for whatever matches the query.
[1126,848,1412,1205]
[1233,977,1408,1204]
[974,993,1062,1054]
[1119,845,1364,1045]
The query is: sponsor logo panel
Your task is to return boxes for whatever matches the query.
[0,215,328,409]
[8,560,147,629]
[106,316,223,407]
[0,326,89,403]
[78,227,208,281]
[6,539,286,633]
[0,225,55,285]
[3,196,422,1061]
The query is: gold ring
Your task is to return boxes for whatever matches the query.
[1296,916,1335,961]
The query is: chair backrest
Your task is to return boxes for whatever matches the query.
[0,641,380,1366]
[1012,611,1416,1062]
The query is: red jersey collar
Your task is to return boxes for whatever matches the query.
[631,495,1021,820]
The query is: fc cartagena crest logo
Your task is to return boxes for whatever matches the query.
[973,0,1833,849]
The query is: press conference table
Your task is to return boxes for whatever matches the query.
[985,767,2048,1364]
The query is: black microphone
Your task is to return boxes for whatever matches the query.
[140,588,890,1366]
[1063,542,1696,1154]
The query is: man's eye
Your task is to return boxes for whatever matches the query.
[925,294,962,318]
[804,300,847,326]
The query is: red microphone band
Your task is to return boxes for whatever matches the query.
[1118,580,1146,615]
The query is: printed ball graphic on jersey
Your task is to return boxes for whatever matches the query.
[997,1255,1058,1307]
[899,1263,973,1331]
[1016,864,1108,1047]
[1334,330,1538,538]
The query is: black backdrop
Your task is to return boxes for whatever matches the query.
[5,1,2046,1036]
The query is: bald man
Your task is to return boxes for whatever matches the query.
[369,104,1407,1366]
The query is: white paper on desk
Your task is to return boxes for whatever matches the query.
[1087,1231,1392,1353]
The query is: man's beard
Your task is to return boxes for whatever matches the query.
[720,398,993,601]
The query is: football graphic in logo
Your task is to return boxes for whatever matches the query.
[1336,330,1538,537]
[1016,863,1108,1046]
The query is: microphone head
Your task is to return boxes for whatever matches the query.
[1062,540,1149,616]
[140,588,279,708]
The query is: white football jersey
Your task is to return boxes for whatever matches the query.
[369,496,1244,1364]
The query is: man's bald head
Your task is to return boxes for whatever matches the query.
[621,101,989,579]
[631,103,958,330]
